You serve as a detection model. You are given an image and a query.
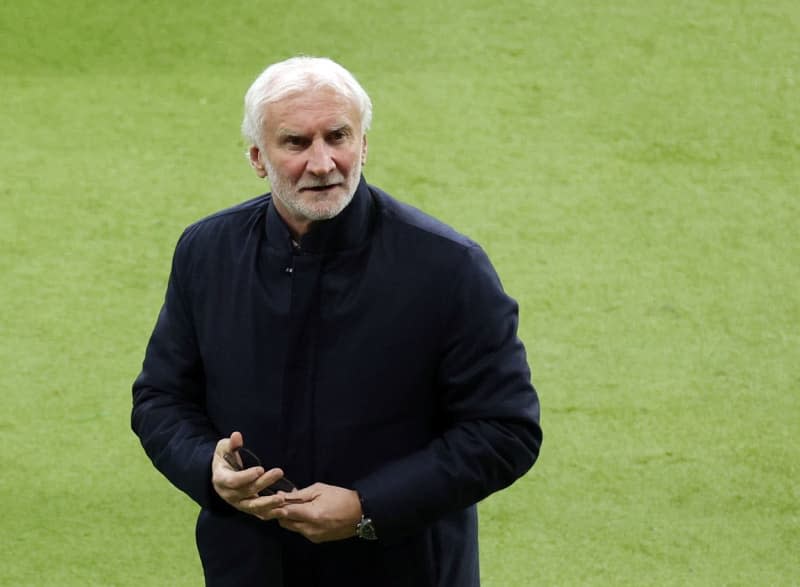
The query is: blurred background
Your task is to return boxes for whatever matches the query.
[1,1,797,584]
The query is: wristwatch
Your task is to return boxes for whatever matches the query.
[356,515,378,540]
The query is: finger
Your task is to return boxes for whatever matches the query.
[214,436,231,458]
[220,450,243,471]
[214,437,241,471]
[280,493,310,505]
[275,501,315,522]
[273,483,321,510]
[219,431,245,470]
[216,465,266,490]
[279,484,319,502]
[241,492,284,510]
[229,431,244,451]
[252,468,286,494]
[214,430,244,456]
[242,493,289,520]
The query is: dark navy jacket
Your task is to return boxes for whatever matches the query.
[132,178,542,586]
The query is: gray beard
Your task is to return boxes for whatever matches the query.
[267,158,362,222]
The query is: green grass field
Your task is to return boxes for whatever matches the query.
[1,1,798,585]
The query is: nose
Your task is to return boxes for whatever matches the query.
[306,140,336,176]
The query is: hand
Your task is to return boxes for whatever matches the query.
[273,483,363,543]
[212,431,288,521]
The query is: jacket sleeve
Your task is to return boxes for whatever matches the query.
[131,232,227,511]
[352,244,542,539]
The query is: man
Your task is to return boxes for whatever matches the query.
[132,56,542,586]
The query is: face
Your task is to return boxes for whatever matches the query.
[249,87,368,234]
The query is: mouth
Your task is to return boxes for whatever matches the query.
[300,183,341,193]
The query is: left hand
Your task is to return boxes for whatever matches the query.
[273,483,362,543]
[211,431,288,521]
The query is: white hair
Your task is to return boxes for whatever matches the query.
[241,56,373,147]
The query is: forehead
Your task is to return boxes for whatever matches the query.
[264,87,362,135]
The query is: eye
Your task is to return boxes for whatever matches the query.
[327,127,351,143]
[282,135,309,149]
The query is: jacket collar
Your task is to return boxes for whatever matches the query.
[264,175,373,255]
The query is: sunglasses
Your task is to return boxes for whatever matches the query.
[222,447,297,496]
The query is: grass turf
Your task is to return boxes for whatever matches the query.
[1,1,797,585]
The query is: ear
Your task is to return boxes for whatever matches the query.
[360,135,368,166]
[249,146,268,178]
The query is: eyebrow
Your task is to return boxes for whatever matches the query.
[276,123,354,138]
[329,124,353,135]
[276,128,303,139]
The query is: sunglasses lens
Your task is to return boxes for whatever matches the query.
[238,447,262,469]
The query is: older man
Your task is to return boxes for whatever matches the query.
[132,56,542,586]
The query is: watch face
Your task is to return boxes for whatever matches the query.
[358,517,378,540]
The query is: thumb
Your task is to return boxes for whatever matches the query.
[229,430,244,451]
[283,483,321,501]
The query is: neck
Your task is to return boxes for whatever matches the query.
[272,197,315,240]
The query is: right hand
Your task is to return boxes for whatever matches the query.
[212,431,291,521]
